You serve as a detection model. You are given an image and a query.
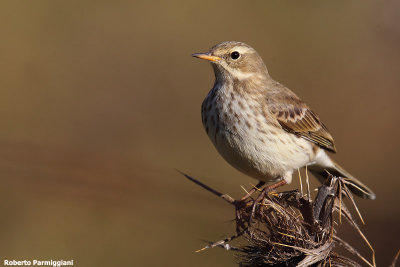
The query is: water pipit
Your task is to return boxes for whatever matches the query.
[193,41,375,200]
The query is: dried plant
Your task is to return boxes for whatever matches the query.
[179,170,377,267]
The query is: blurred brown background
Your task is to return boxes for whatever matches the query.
[0,0,399,266]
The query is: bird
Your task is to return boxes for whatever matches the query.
[192,41,375,200]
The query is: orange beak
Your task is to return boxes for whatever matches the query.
[192,52,221,62]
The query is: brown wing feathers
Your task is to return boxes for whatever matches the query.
[267,88,336,153]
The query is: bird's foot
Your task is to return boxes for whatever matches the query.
[239,181,265,201]
[234,181,266,233]
[248,179,287,226]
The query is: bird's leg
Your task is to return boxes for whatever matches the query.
[235,181,265,233]
[239,181,266,201]
[249,179,287,225]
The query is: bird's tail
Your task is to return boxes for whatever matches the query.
[308,160,376,200]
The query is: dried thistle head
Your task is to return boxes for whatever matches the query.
[236,176,370,266]
[180,171,375,267]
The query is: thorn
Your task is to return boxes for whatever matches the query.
[195,247,208,253]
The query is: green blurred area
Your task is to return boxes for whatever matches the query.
[0,0,399,266]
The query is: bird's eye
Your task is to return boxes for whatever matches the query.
[230,51,240,60]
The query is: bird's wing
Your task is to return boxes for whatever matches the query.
[266,84,336,153]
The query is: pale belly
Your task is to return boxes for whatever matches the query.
[202,89,315,184]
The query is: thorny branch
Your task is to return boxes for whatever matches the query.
[179,170,381,267]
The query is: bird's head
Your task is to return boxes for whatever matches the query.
[192,41,269,82]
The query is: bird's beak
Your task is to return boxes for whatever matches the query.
[192,52,221,62]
